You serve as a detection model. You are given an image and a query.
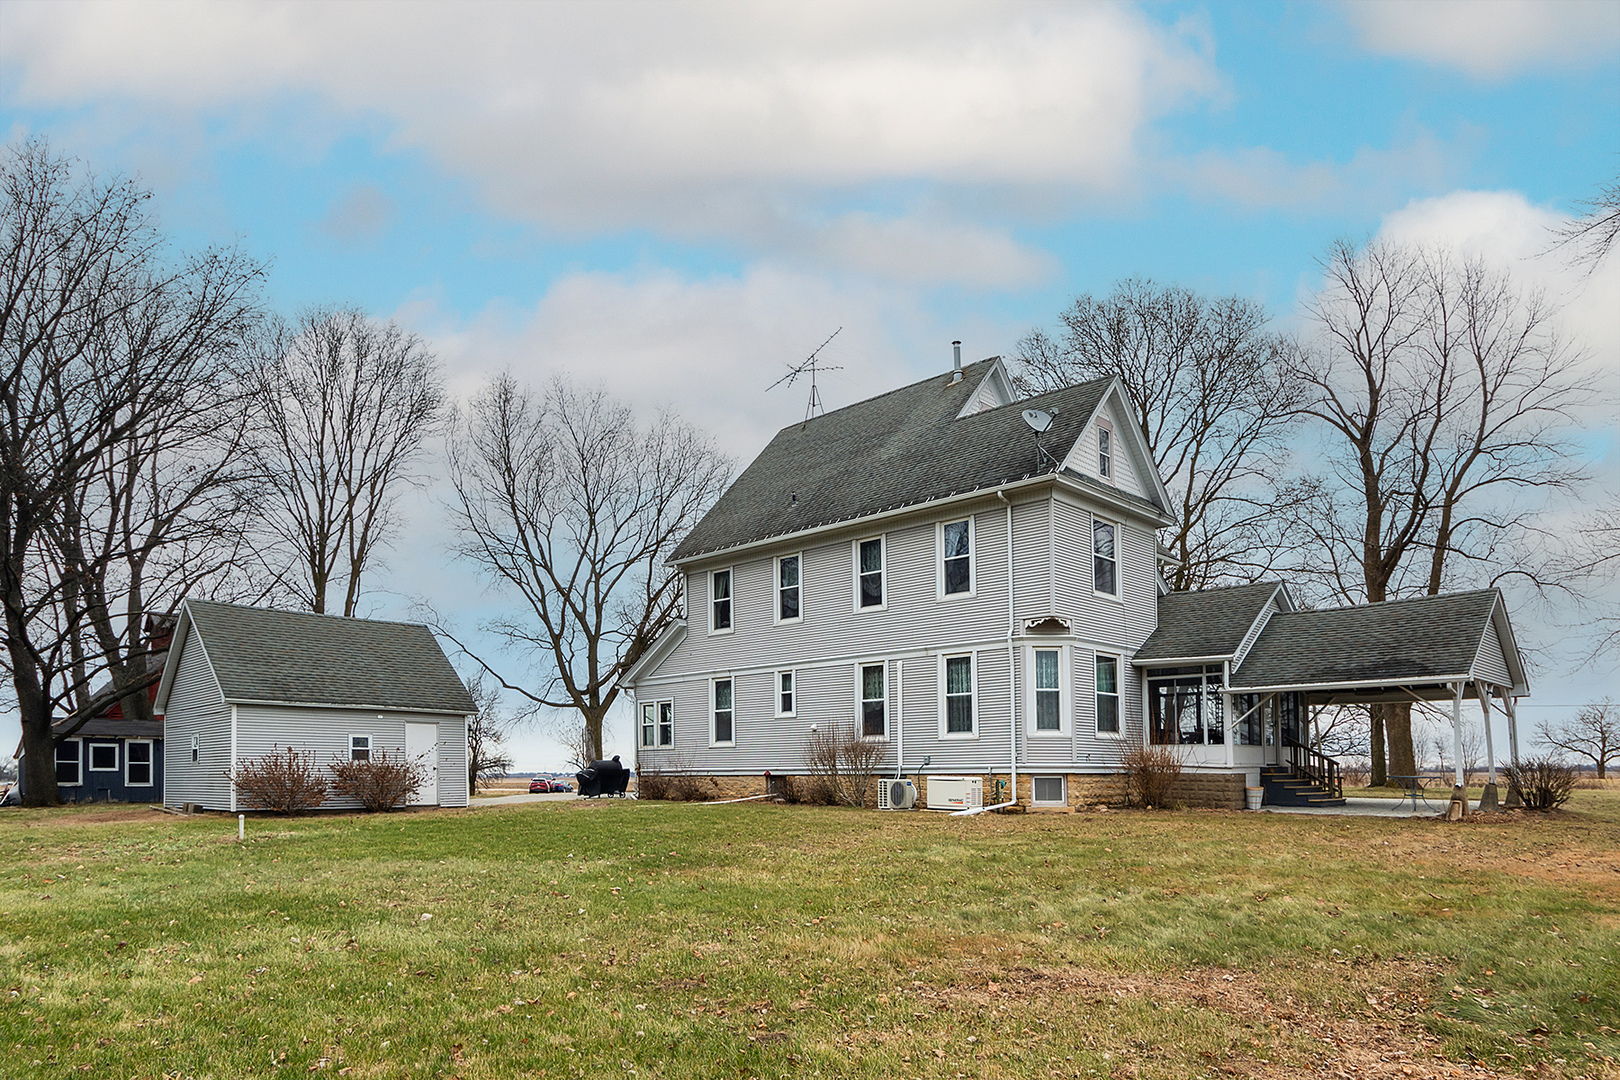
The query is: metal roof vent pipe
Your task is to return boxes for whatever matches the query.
[950,341,962,384]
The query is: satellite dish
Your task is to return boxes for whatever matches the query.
[1021,409,1053,434]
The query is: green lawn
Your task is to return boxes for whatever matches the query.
[2,795,1617,1079]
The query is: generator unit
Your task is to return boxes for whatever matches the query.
[926,775,983,811]
[878,778,917,810]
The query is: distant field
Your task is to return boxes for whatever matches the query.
[1,793,1616,1079]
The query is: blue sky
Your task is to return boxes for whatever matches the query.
[3,0,1617,768]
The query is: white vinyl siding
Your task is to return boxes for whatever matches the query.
[232,704,469,809]
[162,630,232,809]
[1473,618,1512,686]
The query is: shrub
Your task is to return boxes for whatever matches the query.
[804,721,884,807]
[634,760,705,802]
[1503,757,1577,811]
[328,747,427,811]
[1121,745,1183,809]
[230,747,329,814]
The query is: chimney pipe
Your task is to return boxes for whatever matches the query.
[950,341,962,383]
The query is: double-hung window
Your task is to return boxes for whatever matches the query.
[350,735,371,761]
[1097,426,1113,479]
[1093,518,1118,597]
[776,671,796,717]
[942,654,975,736]
[859,663,886,738]
[126,741,153,787]
[940,519,972,596]
[640,701,675,748]
[1034,648,1062,733]
[1095,655,1120,734]
[776,555,801,622]
[712,679,734,745]
[54,739,80,786]
[709,569,732,633]
[856,538,884,609]
[190,734,200,763]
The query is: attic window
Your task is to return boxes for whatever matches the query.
[1098,426,1112,479]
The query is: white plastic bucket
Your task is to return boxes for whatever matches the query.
[1245,787,1264,811]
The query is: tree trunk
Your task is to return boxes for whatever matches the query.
[584,707,606,763]
[1369,705,1387,787]
[1385,702,1416,779]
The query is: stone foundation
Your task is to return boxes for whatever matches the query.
[650,769,1245,810]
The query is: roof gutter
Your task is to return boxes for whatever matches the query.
[1228,673,1519,696]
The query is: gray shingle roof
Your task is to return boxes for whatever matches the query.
[672,361,1119,562]
[1134,583,1283,663]
[184,600,475,714]
[1230,590,1500,689]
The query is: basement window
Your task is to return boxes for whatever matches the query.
[1032,776,1066,807]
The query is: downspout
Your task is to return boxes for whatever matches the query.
[894,659,904,779]
[957,492,1019,816]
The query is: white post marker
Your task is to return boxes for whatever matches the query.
[238,813,245,841]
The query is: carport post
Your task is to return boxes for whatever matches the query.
[1477,685,1496,785]
[1451,682,1465,789]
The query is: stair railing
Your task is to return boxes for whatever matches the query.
[1285,739,1343,798]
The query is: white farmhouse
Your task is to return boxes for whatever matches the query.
[622,355,1529,811]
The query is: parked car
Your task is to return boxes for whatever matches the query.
[548,779,573,793]
[528,778,547,794]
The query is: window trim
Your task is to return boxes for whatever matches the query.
[710,677,735,747]
[349,734,372,762]
[658,700,674,747]
[1094,652,1123,738]
[937,517,975,599]
[774,553,803,624]
[708,567,734,635]
[1096,420,1114,481]
[639,700,675,749]
[857,660,888,741]
[1031,775,1067,807]
[87,741,120,772]
[775,669,797,718]
[1092,515,1121,600]
[125,739,154,787]
[853,535,887,612]
[938,651,978,739]
[55,738,82,787]
[1025,645,1071,738]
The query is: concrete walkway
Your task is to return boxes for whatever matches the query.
[467,791,579,808]
[1260,796,1448,818]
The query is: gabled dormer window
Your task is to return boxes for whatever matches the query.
[710,568,732,633]
[1097,426,1112,479]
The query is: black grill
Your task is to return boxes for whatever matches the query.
[576,756,629,798]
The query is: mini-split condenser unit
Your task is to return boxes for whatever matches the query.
[926,776,983,811]
[878,778,917,810]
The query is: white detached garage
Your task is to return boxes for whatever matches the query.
[154,599,476,811]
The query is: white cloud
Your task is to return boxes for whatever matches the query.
[1184,130,1460,212]
[1343,0,1620,78]
[1376,190,1620,399]
[0,0,1217,281]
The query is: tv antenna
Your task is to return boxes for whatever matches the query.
[768,327,843,428]
[1022,408,1058,472]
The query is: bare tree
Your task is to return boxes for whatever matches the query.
[250,308,443,616]
[1015,280,1306,590]
[464,673,514,794]
[1551,164,1619,271]
[1291,240,1589,785]
[1539,699,1619,779]
[2,140,264,806]
[442,373,730,762]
